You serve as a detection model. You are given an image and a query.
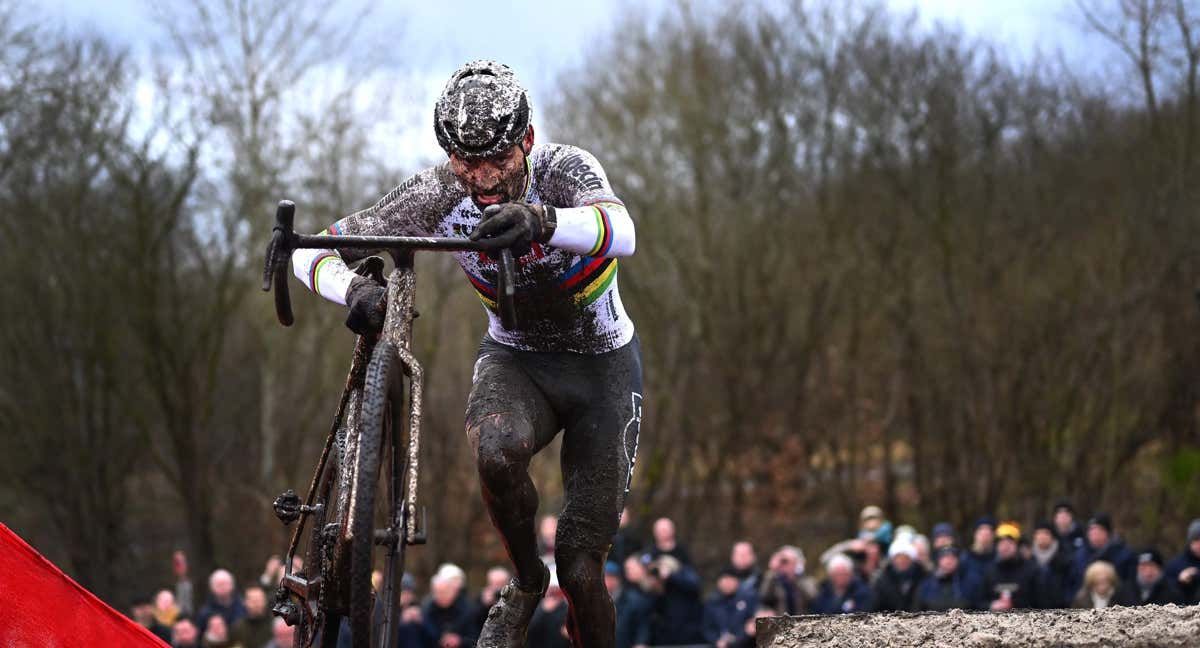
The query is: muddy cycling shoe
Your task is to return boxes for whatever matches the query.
[477,562,550,648]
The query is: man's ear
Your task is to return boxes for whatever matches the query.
[522,125,535,154]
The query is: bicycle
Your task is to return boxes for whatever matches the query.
[261,200,518,648]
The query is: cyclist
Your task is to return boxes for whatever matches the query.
[292,60,642,648]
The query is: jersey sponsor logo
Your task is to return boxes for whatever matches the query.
[557,153,605,191]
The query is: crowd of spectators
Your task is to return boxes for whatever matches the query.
[127,503,1200,648]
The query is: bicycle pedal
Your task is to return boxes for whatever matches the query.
[272,489,302,525]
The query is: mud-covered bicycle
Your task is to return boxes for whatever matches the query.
[261,200,518,648]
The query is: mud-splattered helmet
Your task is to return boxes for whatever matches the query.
[434,60,531,159]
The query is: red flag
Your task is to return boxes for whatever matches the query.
[0,523,169,647]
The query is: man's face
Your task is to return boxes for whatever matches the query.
[933,534,955,550]
[605,572,621,595]
[211,573,234,599]
[204,615,228,642]
[937,552,959,574]
[829,564,852,590]
[155,589,175,611]
[1053,509,1073,532]
[449,138,529,210]
[653,518,675,546]
[432,580,458,607]
[1137,561,1162,585]
[716,574,739,596]
[891,553,913,572]
[1033,529,1054,550]
[245,588,267,616]
[487,567,511,591]
[131,603,154,625]
[731,542,756,571]
[1087,524,1110,549]
[172,620,198,645]
[861,516,882,533]
[1189,539,1200,558]
[996,537,1017,560]
[974,526,995,550]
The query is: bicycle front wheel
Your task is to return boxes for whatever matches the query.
[348,339,407,648]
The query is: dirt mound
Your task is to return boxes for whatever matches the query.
[759,604,1200,648]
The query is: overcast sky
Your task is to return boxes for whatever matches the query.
[37,0,1096,163]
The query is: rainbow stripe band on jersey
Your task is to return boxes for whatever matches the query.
[464,256,619,314]
[308,253,340,294]
[587,204,614,257]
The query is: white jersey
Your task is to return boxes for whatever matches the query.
[293,143,636,354]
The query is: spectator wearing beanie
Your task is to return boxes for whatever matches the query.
[917,546,972,611]
[1164,518,1200,605]
[959,516,997,605]
[812,554,873,614]
[1070,513,1136,595]
[859,505,894,547]
[702,567,757,648]
[1051,499,1086,554]
[1030,520,1073,608]
[930,523,957,551]
[978,522,1040,611]
[1117,549,1186,606]
[872,535,927,612]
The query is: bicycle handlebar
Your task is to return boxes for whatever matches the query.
[261,200,520,330]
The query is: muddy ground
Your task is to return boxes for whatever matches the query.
[759,604,1200,647]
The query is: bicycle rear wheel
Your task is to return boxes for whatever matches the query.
[348,339,408,648]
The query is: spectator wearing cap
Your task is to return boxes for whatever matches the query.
[917,546,972,611]
[812,554,873,614]
[959,516,997,605]
[422,565,477,647]
[528,569,570,648]
[1071,560,1120,609]
[930,523,957,551]
[728,541,763,597]
[758,545,817,615]
[617,555,656,648]
[1070,514,1136,595]
[977,523,1039,611]
[702,567,757,648]
[872,535,927,612]
[1052,500,1086,554]
[1117,549,1185,606]
[859,505,894,547]
[1029,521,1073,608]
[1164,518,1200,605]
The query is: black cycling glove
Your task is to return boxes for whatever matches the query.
[344,275,386,336]
[469,202,556,258]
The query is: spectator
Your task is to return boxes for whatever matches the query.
[129,595,171,643]
[201,614,242,648]
[859,539,886,584]
[731,608,774,648]
[263,617,294,648]
[1164,518,1200,605]
[422,566,477,647]
[702,567,756,648]
[911,534,932,571]
[859,505,893,546]
[174,550,195,617]
[617,555,655,648]
[917,546,972,611]
[1117,549,1185,606]
[812,554,872,614]
[197,569,247,632]
[1052,500,1085,554]
[649,517,694,567]
[1071,514,1136,593]
[977,522,1039,611]
[473,566,510,631]
[231,585,272,648]
[728,541,762,596]
[872,535,927,612]
[172,617,201,648]
[537,515,558,567]
[930,523,957,550]
[960,516,996,603]
[1029,520,1073,608]
[155,589,182,628]
[397,573,434,648]
[641,552,704,645]
[609,507,644,566]
[527,570,570,648]
[757,545,816,615]
[1071,560,1120,609]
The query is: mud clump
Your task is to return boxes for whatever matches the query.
[759,604,1200,648]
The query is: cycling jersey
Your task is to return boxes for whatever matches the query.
[293,143,636,354]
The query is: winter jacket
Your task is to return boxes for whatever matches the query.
[958,548,994,604]
[614,585,655,648]
[977,555,1040,609]
[1070,540,1136,594]
[872,562,927,612]
[757,572,817,615]
[195,596,247,635]
[1031,543,1074,608]
[916,570,972,611]
[527,601,571,648]
[1115,576,1187,606]
[1164,548,1200,604]
[650,565,704,645]
[421,594,478,646]
[701,591,757,644]
[811,577,873,614]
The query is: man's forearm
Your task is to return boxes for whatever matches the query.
[293,243,356,305]
[547,200,635,258]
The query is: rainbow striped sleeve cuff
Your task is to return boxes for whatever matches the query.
[291,229,357,305]
[547,200,636,258]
